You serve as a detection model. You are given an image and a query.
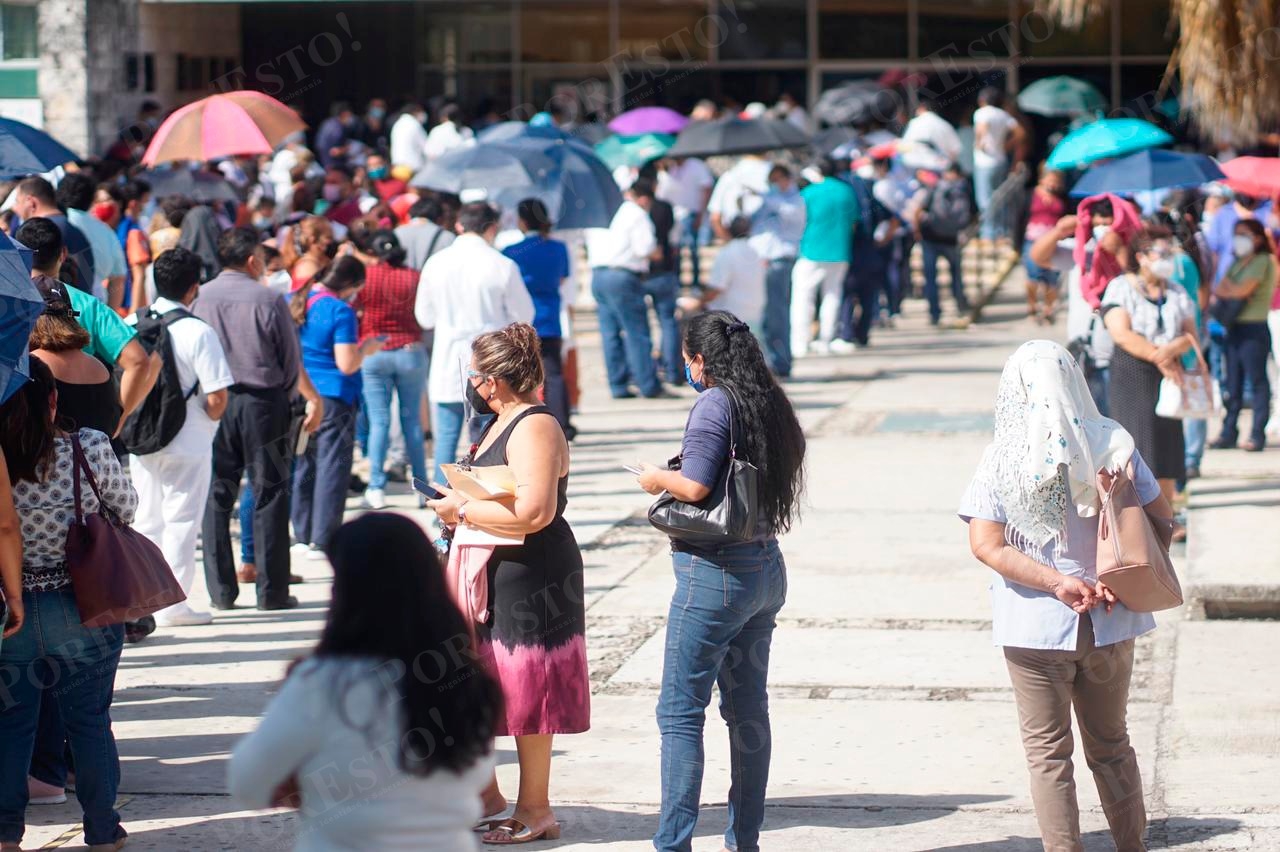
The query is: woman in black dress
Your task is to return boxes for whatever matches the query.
[426,322,587,846]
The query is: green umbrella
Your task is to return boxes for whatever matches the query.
[1017,76,1108,117]
[594,133,675,170]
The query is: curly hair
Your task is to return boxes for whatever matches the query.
[472,323,543,394]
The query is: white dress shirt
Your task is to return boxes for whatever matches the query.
[707,238,767,327]
[973,105,1019,169]
[706,158,772,224]
[423,121,476,162]
[389,113,429,172]
[415,233,535,404]
[657,158,714,220]
[903,111,963,165]
[585,200,657,273]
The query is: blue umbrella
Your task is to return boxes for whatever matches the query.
[0,232,43,403]
[1069,149,1225,197]
[1046,118,1174,170]
[0,117,79,178]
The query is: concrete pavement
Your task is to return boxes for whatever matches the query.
[20,287,1280,851]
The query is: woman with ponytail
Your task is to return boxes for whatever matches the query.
[634,310,806,852]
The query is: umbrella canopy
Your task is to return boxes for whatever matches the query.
[813,81,901,127]
[1046,118,1173,170]
[667,118,808,159]
[142,91,306,166]
[1069,149,1225,198]
[1218,157,1280,199]
[141,167,241,203]
[594,133,675,170]
[0,118,79,178]
[478,121,574,143]
[608,107,688,136]
[412,137,621,229]
[1016,76,1108,117]
[0,232,43,404]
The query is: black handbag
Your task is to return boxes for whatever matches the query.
[1209,296,1247,329]
[648,391,761,544]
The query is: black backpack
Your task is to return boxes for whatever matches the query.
[119,308,200,455]
[920,177,973,243]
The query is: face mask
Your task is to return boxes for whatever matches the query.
[1148,257,1175,280]
[322,184,343,203]
[367,166,388,180]
[252,216,272,230]
[1234,234,1256,257]
[466,378,495,415]
[91,202,118,223]
[324,240,340,259]
[265,269,292,296]
[1092,225,1108,243]
[368,107,386,121]
[684,362,705,393]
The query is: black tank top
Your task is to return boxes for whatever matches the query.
[470,405,568,518]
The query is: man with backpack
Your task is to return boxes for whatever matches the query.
[915,160,974,326]
[127,247,234,628]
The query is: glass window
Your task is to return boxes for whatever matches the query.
[521,2,610,63]
[1120,0,1175,55]
[619,0,709,63]
[422,3,512,65]
[718,69,808,109]
[620,68,713,114]
[917,1,1013,60]
[454,71,515,119]
[719,0,807,61]
[818,1,908,60]
[1016,1,1109,58]
[0,3,37,61]
[523,69,613,121]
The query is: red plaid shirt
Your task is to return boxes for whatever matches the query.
[356,263,421,349]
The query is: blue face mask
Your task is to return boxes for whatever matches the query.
[684,361,705,393]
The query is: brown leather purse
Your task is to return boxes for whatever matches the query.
[1095,463,1183,613]
[64,434,185,627]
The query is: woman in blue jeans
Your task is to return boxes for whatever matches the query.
[289,257,382,553]
[0,360,135,851]
[636,310,807,852]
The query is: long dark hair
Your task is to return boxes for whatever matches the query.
[289,255,366,327]
[0,358,58,484]
[683,311,806,535]
[314,514,503,776]
[1235,217,1273,256]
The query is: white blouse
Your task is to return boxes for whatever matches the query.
[229,656,494,852]
[1101,274,1195,346]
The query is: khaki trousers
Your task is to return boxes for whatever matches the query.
[1003,615,1147,852]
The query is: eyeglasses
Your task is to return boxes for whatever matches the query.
[466,370,487,380]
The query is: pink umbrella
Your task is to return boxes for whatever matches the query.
[142,91,306,166]
[608,106,689,136]
[1219,156,1280,199]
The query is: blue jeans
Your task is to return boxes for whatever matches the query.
[1221,322,1272,446]
[432,402,488,485]
[1184,418,1207,470]
[839,247,886,346]
[1086,363,1111,418]
[974,163,1008,240]
[362,347,429,490]
[921,240,968,323]
[678,212,703,288]
[655,542,787,852]
[763,258,795,377]
[0,590,125,846]
[290,396,357,550]
[592,267,660,398]
[644,272,683,384]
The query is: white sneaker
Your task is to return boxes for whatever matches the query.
[809,341,830,356]
[363,488,386,510]
[155,605,214,627]
[289,542,311,555]
[306,548,328,562]
[829,339,856,355]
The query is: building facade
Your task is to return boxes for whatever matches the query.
[5,0,1177,156]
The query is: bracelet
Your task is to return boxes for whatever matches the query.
[457,503,468,526]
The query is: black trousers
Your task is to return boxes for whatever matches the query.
[203,387,293,608]
[539,337,571,432]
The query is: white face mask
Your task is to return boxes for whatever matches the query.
[1092,225,1109,243]
[265,269,292,296]
[1233,234,1256,257]
[1147,257,1175,280]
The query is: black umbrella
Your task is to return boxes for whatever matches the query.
[141,168,241,204]
[812,126,863,156]
[666,118,809,158]
[813,81,902,128]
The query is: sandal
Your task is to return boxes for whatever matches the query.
[473,819,506,834]
[482,818,562,845]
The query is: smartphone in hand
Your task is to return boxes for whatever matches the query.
[623,464,644,476]
[412,477,445,501]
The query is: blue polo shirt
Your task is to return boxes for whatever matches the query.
[298,293,360,405]
[798,178,860,263]
[503,235,569,340]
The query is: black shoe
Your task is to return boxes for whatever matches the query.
[1185,465,1200,480]
[643,387,679,399]
[210,600,239,611]
[258,595,299,611]
[612,391,637,400]
[348,474,366,495]
[124,616,156,644]
[384,466,408,483]
[1209,437,1238,450]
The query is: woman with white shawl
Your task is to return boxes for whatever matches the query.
[959,340,1172,852]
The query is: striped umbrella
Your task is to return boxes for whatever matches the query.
[142,91,306,166]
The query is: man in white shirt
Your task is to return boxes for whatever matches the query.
[972,87,1023,241]
[586,181,665,399]
[706,155,772,242]
[658,156,714,287]
[707,216,767,330]
[389,104,430,176]
[423,103,476,163]
[130,247,234,627]
[903,99,963,166]
[415,202,535,482]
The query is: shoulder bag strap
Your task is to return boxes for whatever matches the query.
[69,434,106,515]
[718,386,742,459]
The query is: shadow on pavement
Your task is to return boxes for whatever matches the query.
[929,816,1245,850]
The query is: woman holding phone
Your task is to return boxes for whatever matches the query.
[289,257,382,556]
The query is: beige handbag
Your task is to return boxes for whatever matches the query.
[1095,464,1183,613]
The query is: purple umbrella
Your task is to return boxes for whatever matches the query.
[608,107,689,136]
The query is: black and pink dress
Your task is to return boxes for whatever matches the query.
[471,406,590,736]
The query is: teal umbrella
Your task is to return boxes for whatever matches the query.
[594,133,675,170]
[1046,118,1173,170]
[1017,76,1107,117]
